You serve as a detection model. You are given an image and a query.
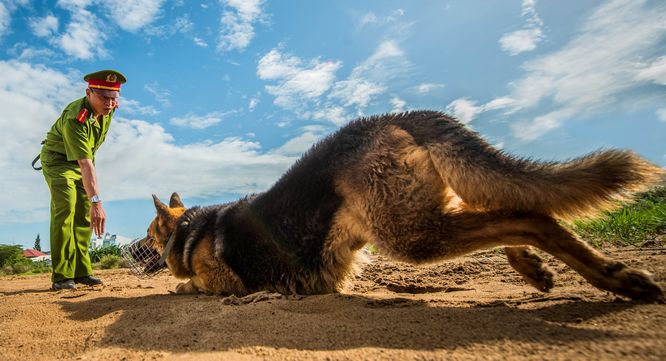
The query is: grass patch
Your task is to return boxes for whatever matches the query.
[89,244,122,263]
[572,185,666,247]
[98,254,121,269]
[365,243,380,255]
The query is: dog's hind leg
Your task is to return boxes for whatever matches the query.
[445,211,663,302]
[520,219,664,303]
[505,246,554,292]
[375,210,663,302]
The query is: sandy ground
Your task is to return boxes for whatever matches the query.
[1,246,665,361]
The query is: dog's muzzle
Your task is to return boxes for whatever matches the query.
[120,237,168,278]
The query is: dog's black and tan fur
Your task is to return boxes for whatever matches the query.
[141,111,664,301]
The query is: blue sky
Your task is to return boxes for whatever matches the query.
[1,0,664,251]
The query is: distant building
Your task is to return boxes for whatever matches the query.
[90,233,116,249]
[89,233,133,249]
[104,233,117,247]
[23,249,47,258]
[23,248,51,264]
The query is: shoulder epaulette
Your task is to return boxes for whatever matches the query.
[76,108,89,123]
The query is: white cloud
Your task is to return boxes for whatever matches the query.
[306,106,348,126]
[248,96,259,111]
[445,96,517,124]
[520,0,542,26]
[272,128,325,156]
[257,48,342,109]
[363,41,404,67]
[0,60,81,105]
[258,41,409,126]
[499,0,544,55]
[98,118,295,200]
[348,40,408,84]
[144,83,172,107]
[499,28,543,55]
[1,0,32,38]
[0,61,297,224]
[144,15,193,38]
[29,15,59,37]
[445,98,482,125]
[170,111,236,129]
[57,0,93,8]
[256,48,302,80]
[55,2,108,60]
[657,109,666,122]
[218,0,265,52]
[173,16,193,33]
[12,45,56,61]
[359,9,404,28]
[120,98,160,117]
[637,56,666,85]
[414,83,445,94]
[0,3,9,38]
[390,97,406,113]
[193,36,208,47]
[507,0,666,139]
[329,40,407,110]
[0,60,82,223]
[392,9,405,18]
[329,79,384,109]
[102,0,165,32]
[458,0,666,140]
[484,97,516,111]
[361,12,377,26]
[510,109,572,141]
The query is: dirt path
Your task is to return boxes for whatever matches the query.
[1,247,665,360]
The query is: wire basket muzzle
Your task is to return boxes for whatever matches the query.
[120,237,168,278]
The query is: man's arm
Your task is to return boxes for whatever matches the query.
[77,158,106,237]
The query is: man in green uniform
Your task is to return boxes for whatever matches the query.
[39,70,127,290]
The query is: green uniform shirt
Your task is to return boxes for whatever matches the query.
[42,96,112,164]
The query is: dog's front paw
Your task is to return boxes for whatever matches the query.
[175,281,199,294]
[507,248,555,292]
[523,265,555,293]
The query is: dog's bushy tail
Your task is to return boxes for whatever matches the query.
[398,112,664,220]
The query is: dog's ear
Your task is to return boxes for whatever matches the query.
[152,194,170,218]
[169,192,184,208]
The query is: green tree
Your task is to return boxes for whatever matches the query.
[34,234,41,251]
[0,245,24,267]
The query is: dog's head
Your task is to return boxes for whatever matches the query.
[132,192,187,274]
[145,192,186,252]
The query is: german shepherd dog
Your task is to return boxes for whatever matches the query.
[140,111,664,302]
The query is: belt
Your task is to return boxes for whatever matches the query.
[32,140,46,171]
[31,154,42,170]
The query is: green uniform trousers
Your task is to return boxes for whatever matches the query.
[40,150,93,283]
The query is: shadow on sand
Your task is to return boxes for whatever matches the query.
[58,292,639,353]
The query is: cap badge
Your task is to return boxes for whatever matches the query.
[106,74,117,82]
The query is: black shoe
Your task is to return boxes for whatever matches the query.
[52,279,76,290]
[74,276,103,286]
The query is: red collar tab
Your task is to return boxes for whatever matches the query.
[76,108,89,123]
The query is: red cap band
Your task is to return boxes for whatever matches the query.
[88,79,121,91]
